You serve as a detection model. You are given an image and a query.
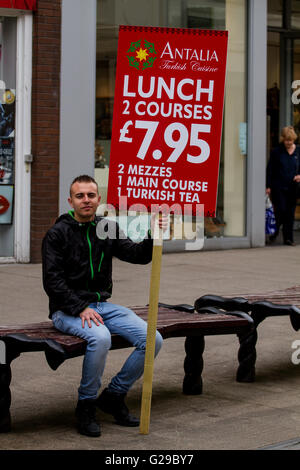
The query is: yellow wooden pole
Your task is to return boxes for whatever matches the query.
[140,214,163,435]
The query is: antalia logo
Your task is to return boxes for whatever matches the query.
[125,35,221,73]
[160,42,219,62]
[159,41,219,72]
[126,39,157,70]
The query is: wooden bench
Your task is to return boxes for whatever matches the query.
[0,303,255,433]
[195,285,300,381]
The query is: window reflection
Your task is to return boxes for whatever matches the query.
[267,0,283,28]
[292,0,300,29]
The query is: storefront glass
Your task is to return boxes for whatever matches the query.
[95,0,248,241]
[267,0,283,28]
[292,0,300,29]
[0,17,16,257]
[267,31,280,152]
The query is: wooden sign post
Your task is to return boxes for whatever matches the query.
[140,215,163,434]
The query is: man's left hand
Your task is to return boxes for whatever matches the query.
[150,213,169,236]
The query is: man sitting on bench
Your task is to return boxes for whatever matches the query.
[42,175,167,437]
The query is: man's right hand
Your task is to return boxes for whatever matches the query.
[79,307,104,328]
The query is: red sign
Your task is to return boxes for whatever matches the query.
[0,0,36,10]
[107,26,228,216]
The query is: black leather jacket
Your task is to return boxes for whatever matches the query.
[42,212,153,318]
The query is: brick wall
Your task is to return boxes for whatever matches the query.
[31,0,61,262]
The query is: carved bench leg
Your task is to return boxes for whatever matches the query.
[182,335,205,395]
[0,364,12,432]
[236,327,257,383]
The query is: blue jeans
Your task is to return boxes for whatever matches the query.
[52,302,163,400]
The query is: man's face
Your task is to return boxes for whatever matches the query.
[68,181,101,222]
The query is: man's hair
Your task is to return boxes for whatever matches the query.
[70,175,99,196]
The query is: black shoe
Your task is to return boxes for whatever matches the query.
[96,388,140,427]
[268,233,278,242]
[284,240,296,246]
[75,399,101,437]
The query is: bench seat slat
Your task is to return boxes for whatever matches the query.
[0,308,251,354]
[0,311,250,338]
[225,285,300,308]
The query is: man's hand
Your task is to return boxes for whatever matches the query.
[150,213,169,235]
[79,307,104,328]
[294,175,300,183]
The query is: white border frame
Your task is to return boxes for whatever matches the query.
[246,0,267,248]
[59,0,96,214]
[0,12,32,263]
[14,13,32,262]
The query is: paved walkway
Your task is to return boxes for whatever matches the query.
[1,236,300,451]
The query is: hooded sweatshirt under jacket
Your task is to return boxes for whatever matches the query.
[42,212,153,318]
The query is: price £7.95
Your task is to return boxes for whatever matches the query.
[119,120,211,164]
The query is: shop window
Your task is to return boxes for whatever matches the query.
[292,0,300,29]
[268,0,283,28]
